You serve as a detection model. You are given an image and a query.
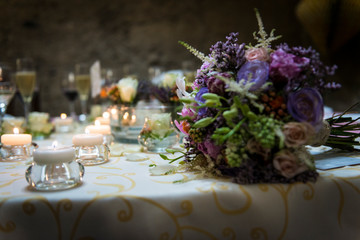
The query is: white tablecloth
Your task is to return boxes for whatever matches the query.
[1,134,360,240]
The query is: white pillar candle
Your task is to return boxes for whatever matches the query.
[33,145,75,165]
[72,133,103,146]
[1,128,32,146]
[95,117,110,125]
[86,120,111,135]
[54,113,73,125]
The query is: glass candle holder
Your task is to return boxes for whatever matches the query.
[73,133,110,166]
[111,105,175,144]
[54,114,74,133]
[25,146,84,191]
[138,112,179,153]
[0,142,38,162]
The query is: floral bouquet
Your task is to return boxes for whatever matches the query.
[167,10,360,184]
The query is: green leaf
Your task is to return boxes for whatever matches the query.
[201,93,220,100]
[179,98,194,104]
[159,154,169,160]
[193,117,213,128]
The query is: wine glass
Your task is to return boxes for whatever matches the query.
[61,72,78,119]
[74,63,91,122]
[0,62,16,127]
[15,58,36,125]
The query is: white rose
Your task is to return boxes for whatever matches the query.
[148,113,171,137]
[161,73,177,88]
[117,77,139,103]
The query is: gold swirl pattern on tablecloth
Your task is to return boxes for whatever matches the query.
[197,182,252,215]
[90,172,137,194]
[22,197,73,240]
[251,228,268,240]
[222,227,236,240]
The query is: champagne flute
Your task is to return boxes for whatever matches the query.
[61,72,78,119]
[0,63,16,127]
[75,63,91,122]
[15,58,36,125]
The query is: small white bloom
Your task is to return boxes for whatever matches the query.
[117,77,139,103]
[176,76,190,100]
[148,113,171,137]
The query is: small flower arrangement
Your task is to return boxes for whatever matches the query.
[140,113,175,140]
[138,113,179,152]
[166,9,360,184]
[107,76,139,105]
[27,112,53,139]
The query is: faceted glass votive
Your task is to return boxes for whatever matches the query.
[0,143,37,162]
[75,144,110,166]
[25,146,84,191]
[73,133,110,166]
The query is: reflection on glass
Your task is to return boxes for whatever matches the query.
[75,63,90,122]
[15,58,36,125]
[61,72,78,119]
[0,63,16,126]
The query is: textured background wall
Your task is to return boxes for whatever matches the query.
[1,0,359,116]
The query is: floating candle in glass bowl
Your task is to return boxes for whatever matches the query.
[54,113,73,133]
[0,128,35,162]
[95,112,110,125]
[1,127,32,145]
[72,133,109,166]
[25,141,84,191]
[85,120,113,145]
[86,120,111,135]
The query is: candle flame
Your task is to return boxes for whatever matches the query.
[131,115,136,122]
[111,108,117,115]
[85,128,90,134]
[60,113,67,119]
[103,112,110,119]
[95,120,100,126]
[51,141,58,149]
[123,112,129,120]
[13,128,19,134]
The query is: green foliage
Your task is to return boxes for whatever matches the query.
[252,8,282,49]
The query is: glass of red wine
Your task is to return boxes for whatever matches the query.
[61,72,78,119]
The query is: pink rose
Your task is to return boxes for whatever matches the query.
[283,122,315,147]
[273,149,309,178]
[245,47,269,62]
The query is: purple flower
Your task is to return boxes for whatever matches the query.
[287,88,324,128]
[269,48,309,87]
[206,73,230,95]
[197,139,222,160]
[195,87,209,116]
[236,60,269,91]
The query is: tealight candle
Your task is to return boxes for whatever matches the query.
[95,112,110,125]
[1,128,32,146]
[72,133,103,146]
[55,113,73,125]
[85,120,111,135]
[33,142,75,165]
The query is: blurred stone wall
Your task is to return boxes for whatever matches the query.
[0,0,359,116]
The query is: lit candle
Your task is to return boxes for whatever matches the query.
[1,128,32,145]
[72,133,103,146]
[33,141,75,165]
[122,111,136,126]
[55,113,73,125]
[95,112,110,125]
[85,120,111,135]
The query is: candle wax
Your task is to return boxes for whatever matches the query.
[1,134,32,146]
[33,146,75,165]
[73,134,103,146]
